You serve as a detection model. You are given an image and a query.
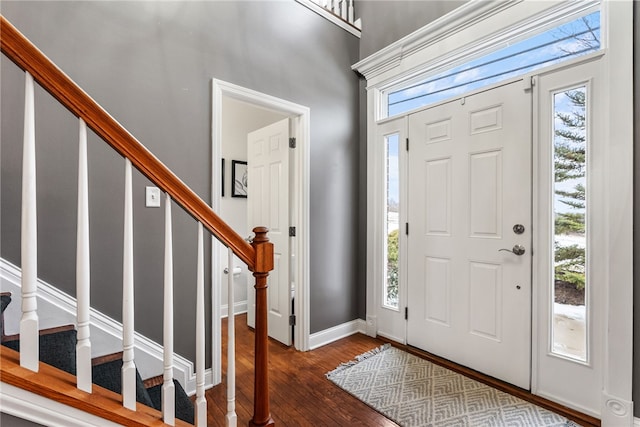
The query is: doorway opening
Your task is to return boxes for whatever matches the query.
[210,79,311,384]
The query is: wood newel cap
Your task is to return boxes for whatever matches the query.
[251,227,274,273]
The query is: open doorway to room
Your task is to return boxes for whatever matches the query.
[210,79,311,384]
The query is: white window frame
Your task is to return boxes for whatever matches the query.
[354,1,633,424]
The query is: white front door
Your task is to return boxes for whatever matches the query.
[406,80,532,389]
[246,118,292,346]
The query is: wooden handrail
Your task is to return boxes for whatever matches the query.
[1,15,275,426]
[0,15,255,268]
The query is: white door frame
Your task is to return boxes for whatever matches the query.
[355,1,633,424]
[210,79,311,384]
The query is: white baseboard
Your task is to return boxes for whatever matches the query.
[221,301,247,318]
[0,258,212,396]
[634,417,640,427]
[308,318,366,350]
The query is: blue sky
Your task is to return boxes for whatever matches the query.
[388,12,600,117]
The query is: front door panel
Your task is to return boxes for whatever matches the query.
[407,81,532,389]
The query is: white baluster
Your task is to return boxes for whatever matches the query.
[163,193,175,425]
[76,118,92,392]
[348,0,354,24]
[226,247,237,427]
[332,0,339,14]
[122,158,136,410]
[20,71,38,372]
[340,0,347,20]
[195,223,206,426]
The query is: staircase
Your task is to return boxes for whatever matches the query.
[0,15,275,427]
[1,293,195,424]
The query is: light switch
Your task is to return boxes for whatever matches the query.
[145,186,161,208]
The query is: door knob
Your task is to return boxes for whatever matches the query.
[498,245,526,256]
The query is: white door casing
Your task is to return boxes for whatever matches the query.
[211,79,311,388]
[407,80,532,389]
[246,118,292,346]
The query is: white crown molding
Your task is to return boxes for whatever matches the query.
[308,318,366,350]
[353,0,599,91]
[352,0,519,81]
[0,258,213,396]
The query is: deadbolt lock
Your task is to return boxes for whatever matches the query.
[513,224,525,234]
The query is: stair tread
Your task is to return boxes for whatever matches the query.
[2,324,76,342]
[91,351,123,366]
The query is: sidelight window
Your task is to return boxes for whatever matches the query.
[551,85,588,362]
[384,133,400,309]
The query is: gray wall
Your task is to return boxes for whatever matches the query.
[0,413,44,427]
[633,1,639,418]
[357,0,467,60]
[0,1,361,364]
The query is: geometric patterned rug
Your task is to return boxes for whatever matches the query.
[326,344,581,427]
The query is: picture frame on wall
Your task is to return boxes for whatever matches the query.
[232,160,248,198]
[221,158,225,197]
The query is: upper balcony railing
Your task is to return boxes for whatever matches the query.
[295,0,361,37]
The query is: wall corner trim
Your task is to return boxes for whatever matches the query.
[308,318,366,350]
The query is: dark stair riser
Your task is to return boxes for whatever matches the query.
[2,328,78,376]
[1,296,194,423]
[146,378,195,424]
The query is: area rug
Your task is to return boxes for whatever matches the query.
[326,344,580,427]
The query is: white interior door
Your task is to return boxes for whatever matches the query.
[407,80,532,389]
[246,118,291,346]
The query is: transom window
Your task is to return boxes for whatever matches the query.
[385,11,600,117]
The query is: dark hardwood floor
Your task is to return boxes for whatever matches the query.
[206,314,598,426]
[207,314,397,426]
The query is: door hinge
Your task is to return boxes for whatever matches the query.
[404,307,408,320]
[405,223,409,235]
[289,226,296,237]
[289,314,296,326]
[289,137,297,148]
[406,138,409,151]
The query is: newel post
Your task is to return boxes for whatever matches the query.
[249,227,275,427]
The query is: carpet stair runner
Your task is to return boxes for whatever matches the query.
[0,293,194,424]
